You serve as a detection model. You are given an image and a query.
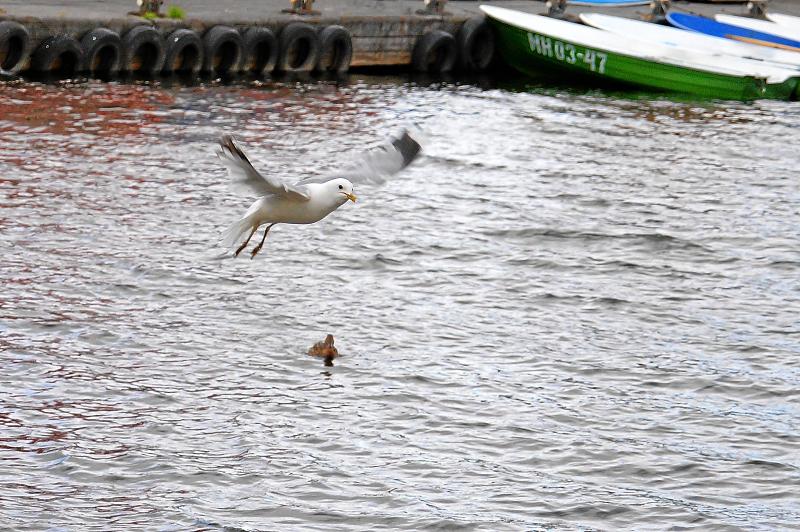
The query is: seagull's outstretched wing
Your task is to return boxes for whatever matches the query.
[295,129,422,186]
[217,135,310,201]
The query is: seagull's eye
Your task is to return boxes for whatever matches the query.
[338,185,343,190]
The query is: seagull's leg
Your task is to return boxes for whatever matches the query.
[234,226,258,258]
[250,223,276,259]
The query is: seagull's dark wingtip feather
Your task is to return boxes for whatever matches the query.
[392,130,422,169]
[219,134,250,163]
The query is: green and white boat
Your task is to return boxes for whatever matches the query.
[480,5,800,101]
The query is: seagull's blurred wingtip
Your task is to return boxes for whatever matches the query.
[391,129,422,168]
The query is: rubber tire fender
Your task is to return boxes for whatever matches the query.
[457,17,495,72]
[0,20,31,72]
[412,30,457,73]
[81,28,122,76]
[163,28,203,75]
[202,25,243,74]
[121,25,165,74]
[240,27,278,75]
[316,25,352,73]
[277,22,320,73]
[30,35,83,77]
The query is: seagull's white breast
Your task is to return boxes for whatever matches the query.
[253,183,347,225]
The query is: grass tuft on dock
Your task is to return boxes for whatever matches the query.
[167,5,186,19]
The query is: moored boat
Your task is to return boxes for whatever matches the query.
[668,12,800,52]
[480,5,799,101]
[581,13,800,71]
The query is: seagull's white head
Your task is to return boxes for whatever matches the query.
[327,178,357,205]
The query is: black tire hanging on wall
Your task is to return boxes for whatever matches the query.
[202,25,243,75]
[412,30,457,73]
[316,25,352,73]
[277,22,320,73]
[81,28,121,77]
[30,35,83,77]
[121,25,165,75]
[0,20,31,73]
[457,17,495,72]
[163,28,203,75]
[240,27,278,76]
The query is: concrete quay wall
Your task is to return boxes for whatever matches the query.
[3,14,467,70]
[1,0,495,77]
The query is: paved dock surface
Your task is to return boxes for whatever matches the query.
[3,0,800,23]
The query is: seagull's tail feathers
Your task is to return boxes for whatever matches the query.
[220,214,255,249]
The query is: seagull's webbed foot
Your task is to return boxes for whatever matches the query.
[250,223,276,259]
[235,226,258,258]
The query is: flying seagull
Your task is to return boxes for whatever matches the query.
[218,129,422,258]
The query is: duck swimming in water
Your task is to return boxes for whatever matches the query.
[308,334,339,366]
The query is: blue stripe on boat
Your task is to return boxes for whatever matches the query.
[667,12,800,50]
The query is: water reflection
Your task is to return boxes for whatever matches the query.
[1,76,799,530]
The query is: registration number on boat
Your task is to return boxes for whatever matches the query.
[527,33,608,74]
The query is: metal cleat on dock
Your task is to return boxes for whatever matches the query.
[416,0,449,16]
[134,0,163,16]
[544,0,579,23]
[747,0,769,18]
[545,0,567,17]
[282,0,320,16]
[644,0,671,24]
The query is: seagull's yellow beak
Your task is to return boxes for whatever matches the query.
[343,192,357,203]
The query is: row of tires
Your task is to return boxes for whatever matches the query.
[414,18,495,74]
[0,21,352,77]
[0,18,495,79]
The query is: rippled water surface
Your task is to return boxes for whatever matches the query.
[1,77,799,531]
